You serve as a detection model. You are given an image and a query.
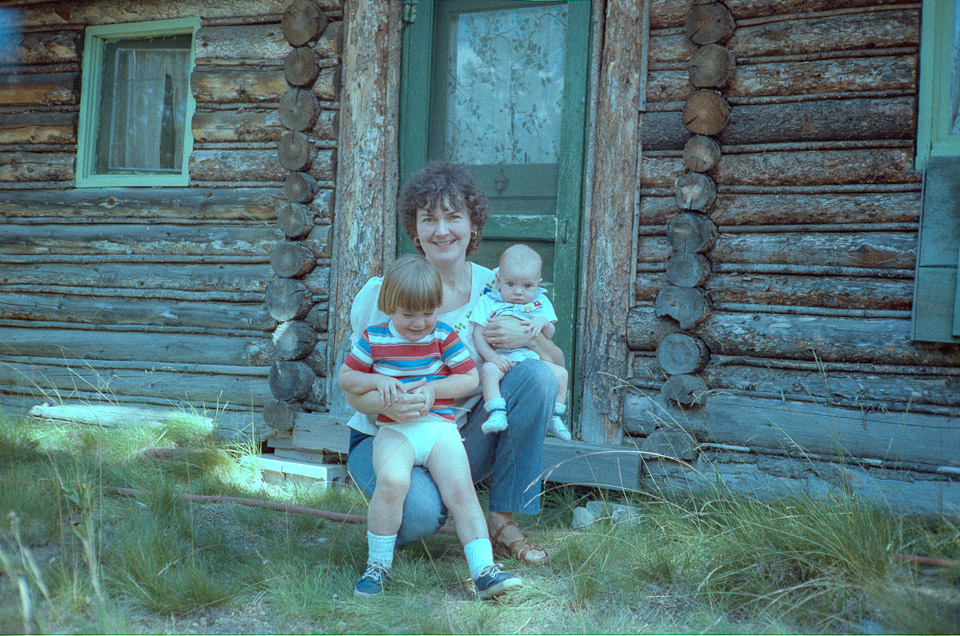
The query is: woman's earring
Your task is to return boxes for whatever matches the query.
[471,230,478,241]
[414,236,421,247]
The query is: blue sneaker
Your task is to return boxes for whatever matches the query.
[474,564,522,599]
[354,562,391,597]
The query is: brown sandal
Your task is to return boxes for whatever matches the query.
[491,520,549,565]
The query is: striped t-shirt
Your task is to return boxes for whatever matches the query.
[344,320,477,424]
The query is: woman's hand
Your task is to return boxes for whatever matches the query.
[483,316,528,350]
[345,377,428,422]
[379,389,428,422]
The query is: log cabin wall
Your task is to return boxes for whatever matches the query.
[0,0,342,437]
[628,0,960,514]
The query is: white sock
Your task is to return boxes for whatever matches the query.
[463,538,495,580]
[484,398,506,413]
[553,402,567,417]
[367,531,396,569]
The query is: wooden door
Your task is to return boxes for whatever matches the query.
[399,0,590,395]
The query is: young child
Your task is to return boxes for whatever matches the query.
[470,244,572,441]
[338,255,521,600]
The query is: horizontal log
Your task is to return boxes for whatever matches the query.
[639,230,916,269]
[0,262,273,294]
[0,223,281,257]
[0,112,75,145]
[0,72,78,106]
[641,96,916,149]
[191,67,289,104]
[647,55,916,103]
[0,292,272,331]
[641,148,918,188]
[0,187,282,222]
[628,388,959,469]
[15,29,81,65]
[637,272,913,311]
[188,147,334,183]
[699,362,960,413]
[195,23,288,64]
[192,108,283,143]
[627,308,960,367]
[195,20,339,64]
[711,231,916,269]
[10,1,341,28]
[311,66,340,103]
[651,9,919,63]
[0,151,73,181]
[638,191,921,226]
[0,358,270,407]
[0,325,272,366]
[650,1,916,30]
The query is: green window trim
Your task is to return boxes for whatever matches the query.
[916,0,960,171]
[75,17,200,188]
[913,1,960,343]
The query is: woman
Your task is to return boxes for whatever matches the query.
[344,161,561,564]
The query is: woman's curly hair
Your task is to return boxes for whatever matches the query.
[397,162,490,257]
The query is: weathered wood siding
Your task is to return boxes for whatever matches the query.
[630,0,958,510]
[0,0,342,436]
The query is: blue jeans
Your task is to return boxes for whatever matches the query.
[346,359,558,546]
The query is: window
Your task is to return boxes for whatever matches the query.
[916,0,960,169]
[912,1,960,343]
[76,18,199,187]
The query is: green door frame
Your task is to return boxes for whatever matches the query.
[398,0,591,416]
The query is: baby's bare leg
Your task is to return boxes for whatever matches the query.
[541,361,568,404]
[480,362,506,403]
[540,361,572,440]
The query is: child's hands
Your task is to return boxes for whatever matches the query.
[490,354,514,374]
[413,384,437,416]
[522,317,550,339]
[374,376,405,406]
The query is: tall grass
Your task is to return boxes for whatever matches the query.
[0,408,957,634]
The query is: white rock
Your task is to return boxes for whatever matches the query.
[571,506,595,529]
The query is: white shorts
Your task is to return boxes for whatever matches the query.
[379,416,457,466]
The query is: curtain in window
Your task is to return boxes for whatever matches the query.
[109,48,190,171]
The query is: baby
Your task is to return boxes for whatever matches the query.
[470,244,571,441]
[338,255,521,600]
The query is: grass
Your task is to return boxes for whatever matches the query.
[0,408,958,634]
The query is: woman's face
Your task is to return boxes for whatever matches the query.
[415,197,474,268]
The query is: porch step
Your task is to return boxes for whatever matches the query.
[245,454,349,488]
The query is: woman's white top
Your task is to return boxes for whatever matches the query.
[345,262,496,435]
